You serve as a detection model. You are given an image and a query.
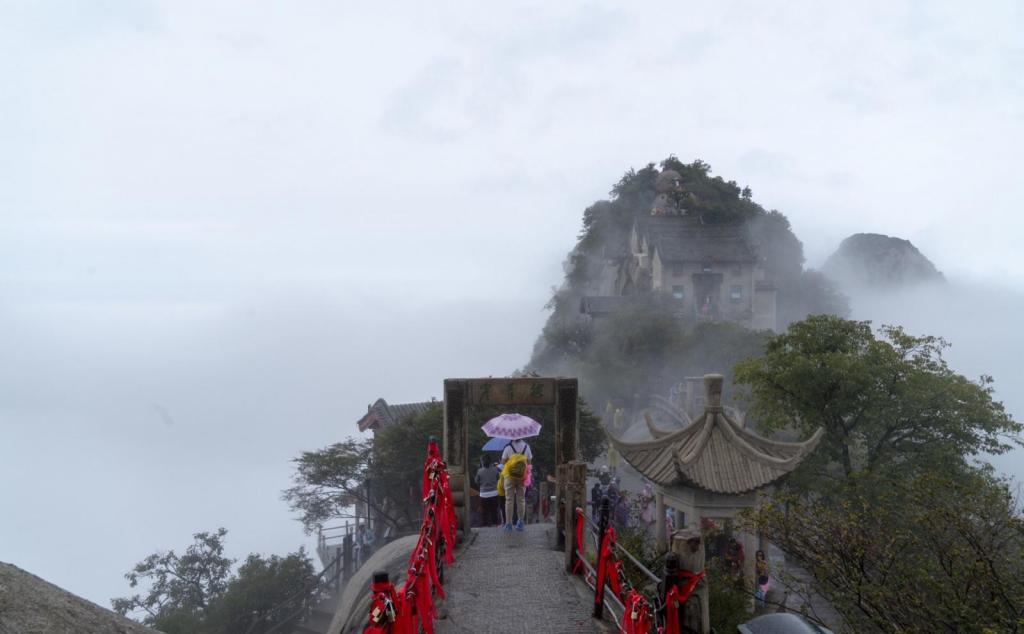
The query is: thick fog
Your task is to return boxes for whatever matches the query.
[831,278,1024,481]
[2,1,1023,608]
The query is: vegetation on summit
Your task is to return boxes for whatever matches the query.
[530,156,848,408]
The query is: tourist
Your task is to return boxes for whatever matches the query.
[362,524,376,562]
[498,450,529,532]
[755,549,770,608]
[725,538,745,576]
[354,524,366,567]
[590,481,603,521]
[606,477,620,508]
[475,456,501,527]
[500,437,533,467]
[613,491,630,530]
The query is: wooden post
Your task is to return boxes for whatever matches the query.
[443,381,470,539]
[564,461,587,572]
[555,463,568,550]
[334,547,343,588]
[539,481,550,522]
[593,496,611,619]
[663,552,683,634]
[673,528,709,634]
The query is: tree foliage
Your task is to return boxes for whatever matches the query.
[282,435,397,533]
[746,467,1024,633]
[112,528,233,629]
[734,315,1020,483]
[112,529,315,634]
[205,551,316,634]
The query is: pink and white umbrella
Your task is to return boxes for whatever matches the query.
[481,413,541,440]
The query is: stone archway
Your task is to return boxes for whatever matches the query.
[442,377,580,544]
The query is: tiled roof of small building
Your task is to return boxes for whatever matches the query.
[636,216,757,263]
[356,398,436,432]
[610,375,822,494]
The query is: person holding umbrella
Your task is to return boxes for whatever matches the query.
[482,413,539,533]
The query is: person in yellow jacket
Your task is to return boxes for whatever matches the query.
[497,453,529,532]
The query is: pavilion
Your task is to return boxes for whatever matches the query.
[608,373,822,587]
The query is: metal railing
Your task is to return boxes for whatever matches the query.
[571,497,704,634]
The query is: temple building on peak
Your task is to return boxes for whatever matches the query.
[582,214,778,331]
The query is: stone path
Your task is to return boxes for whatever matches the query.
[435,524,598,634]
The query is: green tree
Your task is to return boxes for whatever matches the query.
[734,315,1020,482]
[113,530,315,634]
[205,551,316,634]
[112,528,233,633]
[282,435,409,534]
[746,467,1024,633]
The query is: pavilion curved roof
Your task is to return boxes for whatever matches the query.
[610,380,822,495]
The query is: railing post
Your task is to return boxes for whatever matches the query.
[333,547,342,589]
[593,496,610,619]
[663,552,683,633]
[673,529,709,634]
[342,534,354,582]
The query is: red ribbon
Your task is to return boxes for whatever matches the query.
[663,570,706,634]
[594,525,614,606]
[573,508,585,574]
[620,589,651,634]
[374,440,458,634]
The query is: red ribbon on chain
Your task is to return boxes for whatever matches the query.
[373,440,457,634]
[621,589,651,634]
[573,508,585,574]
[366,576,398,634]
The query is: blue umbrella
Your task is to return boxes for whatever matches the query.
[481,436,510,452]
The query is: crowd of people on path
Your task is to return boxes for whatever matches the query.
[354,523,377,568]
[473,438,544,531]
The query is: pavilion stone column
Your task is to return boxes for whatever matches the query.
[655,491,666,552]
[673,528,710,634]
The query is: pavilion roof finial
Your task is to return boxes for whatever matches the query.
[703,373,723,411]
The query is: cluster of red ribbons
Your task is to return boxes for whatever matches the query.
[572,507,705,634]
[366,439,456,634]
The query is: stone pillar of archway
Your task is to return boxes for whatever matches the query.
[443,380,470,539]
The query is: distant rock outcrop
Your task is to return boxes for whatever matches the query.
[0,561,161,634]
[823,233,944,289]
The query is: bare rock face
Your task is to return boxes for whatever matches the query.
[823,233,944,290]
[0,562,161,634]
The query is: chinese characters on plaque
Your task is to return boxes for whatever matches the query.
[470,379,555,406]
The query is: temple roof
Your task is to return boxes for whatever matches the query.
[357,398,436,432]
[635,216,757,264]
[610,375,822,494]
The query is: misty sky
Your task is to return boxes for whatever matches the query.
[3,1,1023,608]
